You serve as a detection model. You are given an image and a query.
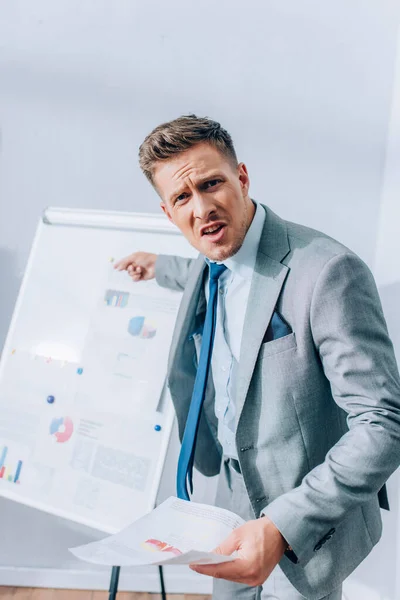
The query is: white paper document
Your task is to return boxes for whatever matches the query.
[70,496,245,566]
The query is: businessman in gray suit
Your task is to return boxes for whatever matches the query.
[116,115,400,600]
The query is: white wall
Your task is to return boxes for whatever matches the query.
[1,0,400,595]
[356,24,400,600]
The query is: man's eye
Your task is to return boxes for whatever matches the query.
[205,179,221,189]
[175,193,188,203]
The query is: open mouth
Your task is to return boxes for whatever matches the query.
[200,223,227,243]
[202,224,224,236]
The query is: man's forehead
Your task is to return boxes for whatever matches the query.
[154,147,228,197]
[161,150,223,178]
[171,159,210,181]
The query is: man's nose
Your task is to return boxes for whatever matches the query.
[192,193,216,220]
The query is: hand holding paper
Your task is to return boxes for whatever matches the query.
[189,514,287,586]
[69,497,245,567]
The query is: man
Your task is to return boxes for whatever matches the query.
[115,115,400,600]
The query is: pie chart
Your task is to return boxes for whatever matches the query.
[128,316,157,339]
[49,417,74,443]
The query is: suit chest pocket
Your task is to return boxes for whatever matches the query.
[258,332,297,360]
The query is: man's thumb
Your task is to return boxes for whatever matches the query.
[213,533,239,556]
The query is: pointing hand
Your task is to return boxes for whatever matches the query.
[114,252,158,282]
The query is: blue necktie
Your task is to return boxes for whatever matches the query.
[176,261,227,501]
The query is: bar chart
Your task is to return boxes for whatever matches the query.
[0,446,23,484]
[104,289,129,308]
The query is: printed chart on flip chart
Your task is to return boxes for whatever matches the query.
[0,209,197,533]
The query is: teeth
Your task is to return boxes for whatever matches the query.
[204,225,221,234]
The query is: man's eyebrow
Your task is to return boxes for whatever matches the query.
[198,172,224,185]
[168,173,224,202]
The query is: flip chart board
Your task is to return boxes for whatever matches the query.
[0,208,197,534]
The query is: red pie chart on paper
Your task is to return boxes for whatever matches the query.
[49,417,74,443]
[141,539,182,556]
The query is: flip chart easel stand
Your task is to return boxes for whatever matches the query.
[108,565,166,600]
[108,566,120,600]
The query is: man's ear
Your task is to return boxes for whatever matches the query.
[160,202,173,223]
[237,162,250,197]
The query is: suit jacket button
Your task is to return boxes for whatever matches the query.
[313,542,323,552]
[256,496,267,504]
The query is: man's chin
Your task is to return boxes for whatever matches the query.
[201,244,236,263]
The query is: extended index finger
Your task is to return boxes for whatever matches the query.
[114,255,135,271]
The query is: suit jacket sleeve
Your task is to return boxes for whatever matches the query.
[261,252,400,566]
[155,254,195,291]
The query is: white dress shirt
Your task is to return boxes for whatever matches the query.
[205,201,266,458]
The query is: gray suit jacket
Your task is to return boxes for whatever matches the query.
[155,204,400,599]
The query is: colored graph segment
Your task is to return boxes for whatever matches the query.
[0,446,7,469]
[104,289,129,308]
[14,460,23,482]
[0,447,23,484]
[141,539,182,556]
[128,316,157,339]
[49,417,74,443]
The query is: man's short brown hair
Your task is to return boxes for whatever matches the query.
[138,114,238,185]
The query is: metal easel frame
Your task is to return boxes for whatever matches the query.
[108,565,166,600]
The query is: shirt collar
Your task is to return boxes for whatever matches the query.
[205,201,265,280]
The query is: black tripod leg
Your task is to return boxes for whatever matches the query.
[159,565,167,600]
[108,565,121,600]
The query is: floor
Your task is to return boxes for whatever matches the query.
[0,590,211,600]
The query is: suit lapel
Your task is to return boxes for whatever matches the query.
[167,254,206,374]
[236,206,291,421]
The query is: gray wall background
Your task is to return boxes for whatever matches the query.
[1,0,399,349]
[0,1,400,596]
